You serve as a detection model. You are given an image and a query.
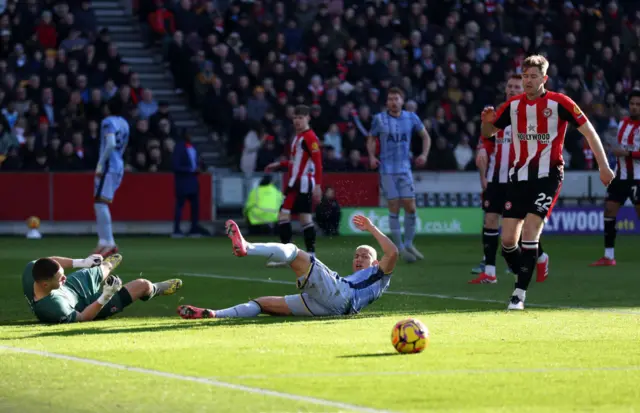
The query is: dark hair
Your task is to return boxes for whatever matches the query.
[629,89,640,101]
[387,87,405,99]
[32,258,60,282]
[509,74,523,80]
[294,105,310,116]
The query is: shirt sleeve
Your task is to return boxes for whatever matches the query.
[370,114,380,137]
[411,112,425,133]
[557,95,588,128]
[493,102,512,130]
[478,135,496,154]
[38,295,78,324]
[302,132,323,187]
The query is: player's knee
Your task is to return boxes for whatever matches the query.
[128,279,153,300]
[278,211,290,222]
[604,203,618,217]
[484,214,500,229]
[501,233,518,248]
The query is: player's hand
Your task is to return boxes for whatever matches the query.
[414,154,427,168]
[264,162,280,172]
[599,167,615,187]
[612,147,629,157]
[312,185,322,203]
[481,106,496,124]
[83,254,103,268]
[352,214,374,232]
[480,176,488,191]
[475,148,488,170]
[102,274,123,296]
[369,157,380,170]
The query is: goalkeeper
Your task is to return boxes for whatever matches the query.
[22,254,182,323]
[178,215,398,319]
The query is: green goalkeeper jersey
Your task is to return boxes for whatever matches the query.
[22,261,103,323]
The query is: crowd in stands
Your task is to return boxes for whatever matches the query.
[2,0,640,174]
[140,0,640,174]
[0,0,179,172]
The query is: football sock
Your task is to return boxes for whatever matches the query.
[302,222,316,253]
[403,212,417,248]
[537,240,545,258]
[483,227,499,276]
[278,220,293,244]
[247,242,298,264]
[512,288,526,301]
[514,241,538,291]
[140,284,158,302]
[94,203,115,245]
[604,217,616,259]
[388,213,404,250]
[214,301,261,318]
[501,244,521,276]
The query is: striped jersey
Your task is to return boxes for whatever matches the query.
[614,117,640,180]
[493,91,587,182]
[370,110,425,174]
[100,115,130,173]
[280,129,323,193]
[343,265,391,314]
[478,125,513,184]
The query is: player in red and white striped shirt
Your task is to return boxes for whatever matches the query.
[481,55,614,310]
[590,90,640,266]
[470,74,550,284]
[265,105,323,267]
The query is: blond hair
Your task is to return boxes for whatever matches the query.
[522,55,549,76]
[356,245,377,261]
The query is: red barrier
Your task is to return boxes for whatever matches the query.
[0,173,212,221]
[323,173,379,207]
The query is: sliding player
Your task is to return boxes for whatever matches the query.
[177,215,398,318]
[590,90,640,266]
[94,114,130,257]
[470,74,549,284]
[23,254,182,323]
[367,87,432,263]
[481,55,614,309]
[264,105,323,267]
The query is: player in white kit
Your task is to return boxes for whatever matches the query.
[94,115,129,257]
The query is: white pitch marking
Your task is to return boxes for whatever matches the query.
[214,365,640,380]
[0,345,394,413]
[178,272,640,315]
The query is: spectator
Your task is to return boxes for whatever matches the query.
[172,133,208,237]
[315,187,341,236]
[138,88,159,119]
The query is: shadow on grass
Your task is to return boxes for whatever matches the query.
[337,352,399,359]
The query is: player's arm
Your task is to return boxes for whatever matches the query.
[480,102,510,137]
[96,129,116,175]
[76,275,123,322]
[558,96,614,185]
[353,215,398,275]
[411,113,431,166]
[367,114,381,168]
[49,255,103,270]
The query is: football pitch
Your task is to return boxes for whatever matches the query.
[0,235,639,413]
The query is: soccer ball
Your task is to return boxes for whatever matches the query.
[26,216,41,229]
[391,318,429,354]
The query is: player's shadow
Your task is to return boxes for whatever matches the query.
[24,321,205,338]
[337,352,400,359]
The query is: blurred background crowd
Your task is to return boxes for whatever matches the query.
[1,0,639,174]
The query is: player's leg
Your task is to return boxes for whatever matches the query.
[93,172,122,256]
[400,171,423,260]
[298,191,316,256]
[508,213,545,310]
[226,219,307,272]
[172,192,187,237]
[469,212,500,283]
[277,190,295,244]
[591,179,625,266]
[500,181,526,290]
[381,174,413,260]
[178,293,333,319]
[96,278,183,319]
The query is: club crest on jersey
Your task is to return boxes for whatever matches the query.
[573,104,583,116]
[504,201,512,210]
[543,108,552,118]
[311,142,319,151]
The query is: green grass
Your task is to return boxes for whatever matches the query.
[1,235,639,412]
